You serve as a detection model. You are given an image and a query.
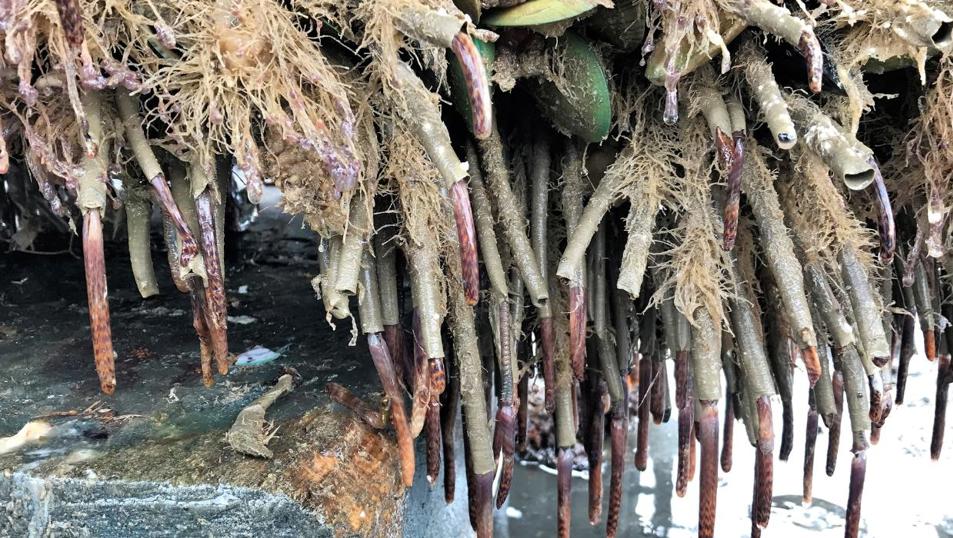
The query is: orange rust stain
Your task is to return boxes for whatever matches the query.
[291,418,401,534]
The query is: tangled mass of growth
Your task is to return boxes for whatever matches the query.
[2,0,953,536]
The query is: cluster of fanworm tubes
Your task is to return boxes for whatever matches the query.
[3,0,953,537]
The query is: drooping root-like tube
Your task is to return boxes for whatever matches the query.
[447,278,494,537]
[675,349,694,497]
[931,353,951,460]
[557,446,573,538]
[720,0,823,92]
[743,143,820,384]
[721,394,734,473]
[368,333,415,488]
[588,381,607,525]
[530,132,556,412]
[450,32,492,140]
[75,90,115,395]
[827,370,844,476]
[789,98,876,190]
[493,301,516,508]
[752,395,774,528]
[393,62,479,302]
[592,224,625,404]
[606,394,627,538]
[83,210,116,395]
[125,184,160,299]
[840,246,892,364]
[334,195,372,297]
[188,278,213,387]
[804,390,819,505]
[450,180,480,305]
[410,312,433,438]
[741,45,797,150]
[870,160,895,262]
[426,396,442,486]
[845,434,868,538]
[913,260,937,361]
[326,382,387,430]
[895,311,916,403]
[441,357,460,503]
[194,184,229,375]
[561,143,588,380]
[478,123,548,307]
[517,372,528,454]
[635,351,653,471]
[116,92,198,267]
[697,401,720,538]
[466,142,508,298]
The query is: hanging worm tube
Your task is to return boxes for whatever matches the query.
[635,349,653,472]
[478,125,548,309]
[722,99,746,252]
[426,393,442,486]
[895,310,916,403]
[368,333,416,488]
[334,195,372,297]
[789,100,876,190]
[442,357,460,502]
[410,312,433,438]
[743,144,820,385]
[407,236,446,363]
[395,7,492,140]
[317,237,351,320]
[561,144,588,380]
[804,390,819,505]
[188,278,213,387]
[752,395,774,528]
[115,92,197,267]
[827,370,844,476]
[913,260,937,361]
[726,256,775,529]
[75,91,115,395]
[466,142,508,299]
[869,160,895,262]
[845,433,868,538]
[374,228,404,385]
[393,63,479,304]
[720,0,823,92]
[840,246,892,364]
[493,300,516,507]
[357,250,415,486]
[530,133,556,413]
[721,333,738,473]
[670,297,694,496]
[326,382,387,430]
[691,308,722,538]
[83,211,115,394]
[447,273,494,537]
[606,392,627,537]
[516,372,528,454]
[588,380,608,525]
[932,351,951,459]
[741,46,797,150]
[593,224,625,404]
[125,184,160,299]
[450,33,492,140]
[617,179,661,298]
[194,182,229,376]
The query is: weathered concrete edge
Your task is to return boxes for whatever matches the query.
[0,471,331,538]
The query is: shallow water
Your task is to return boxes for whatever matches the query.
[499,356,953,538]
